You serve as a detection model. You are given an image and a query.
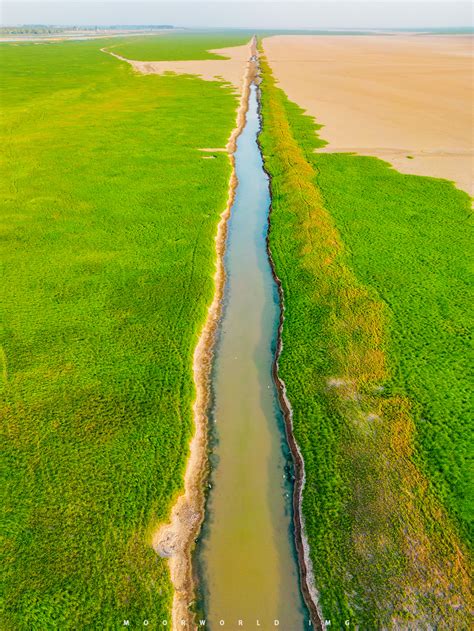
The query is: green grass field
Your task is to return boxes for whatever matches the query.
[1,34,242,628]
[2,28,472,630]
[259,54,472,627]
[106,31,253,61]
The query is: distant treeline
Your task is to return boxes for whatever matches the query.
[0,25,174,35]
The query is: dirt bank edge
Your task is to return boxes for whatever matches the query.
[152,38,257,630]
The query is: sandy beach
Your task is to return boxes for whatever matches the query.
[263,35,474,197]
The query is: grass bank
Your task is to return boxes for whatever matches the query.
[1,35,241,628]
[259,53,472,628]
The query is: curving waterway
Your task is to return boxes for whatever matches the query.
[196,82,309,629]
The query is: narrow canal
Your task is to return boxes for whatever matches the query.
[196,81,308,629]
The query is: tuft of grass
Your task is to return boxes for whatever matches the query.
[259,53,472,628]
[1,36,240,628]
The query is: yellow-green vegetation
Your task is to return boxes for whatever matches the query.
[1,34,241,628]
[259,55,472,628]
[107,31,254,61]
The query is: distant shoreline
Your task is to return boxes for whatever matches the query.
[1,25,472,43]
[0,28,178,43]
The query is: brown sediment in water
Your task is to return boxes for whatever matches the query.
[148,40,257,630]
[104,37,315,626]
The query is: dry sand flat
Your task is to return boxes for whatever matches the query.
[107,42,251,93]
[263,35,474,196]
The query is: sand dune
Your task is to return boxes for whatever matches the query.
[263,35,474,196]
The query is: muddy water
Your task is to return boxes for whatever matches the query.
[196,83,308,629]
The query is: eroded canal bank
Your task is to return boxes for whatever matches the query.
[152,41,256,630]
[195,77,312,629]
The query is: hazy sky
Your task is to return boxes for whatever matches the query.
[2,1,473,29]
